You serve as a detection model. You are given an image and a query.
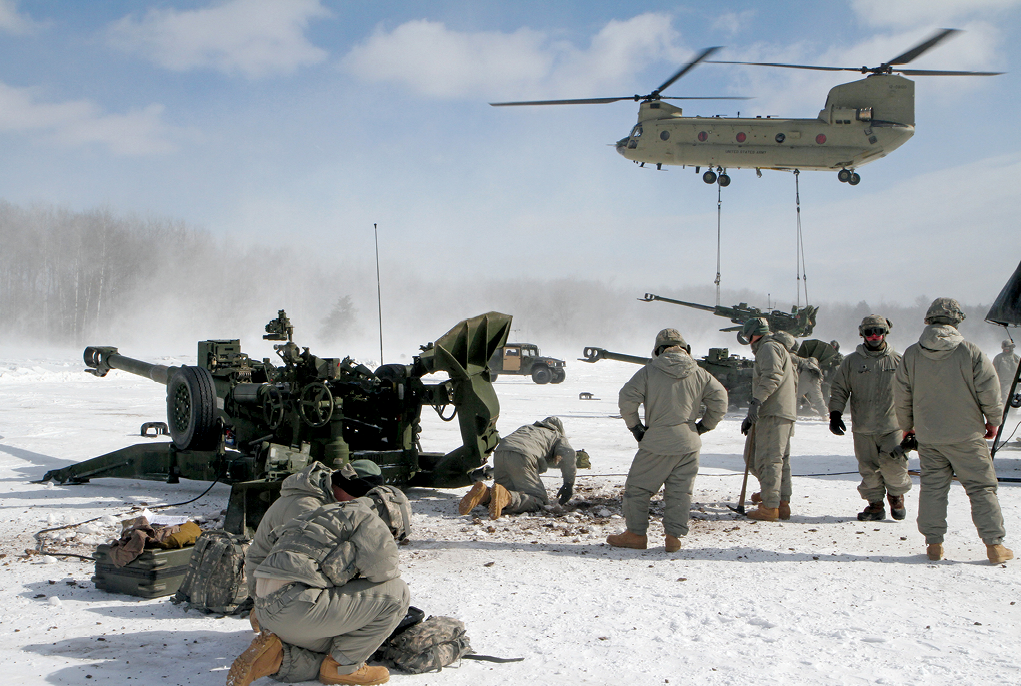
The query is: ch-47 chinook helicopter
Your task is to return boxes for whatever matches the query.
[491,29,1000,186]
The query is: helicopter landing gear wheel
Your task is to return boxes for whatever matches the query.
[702,170,717,184]
[718,173,731,187]
[299,381,334,428]
[848,172,861,185]
[837,169,851,183]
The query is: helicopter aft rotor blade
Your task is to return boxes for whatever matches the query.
[705,28,1002,76]
[887,28,959,65]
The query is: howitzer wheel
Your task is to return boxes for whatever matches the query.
[299,381,334,428]
[261,386,286,429]
[167,366,218,450]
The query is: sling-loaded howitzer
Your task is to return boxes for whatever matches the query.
[579,346,754,408]
[639,293,819,339]
[42,310,512,535]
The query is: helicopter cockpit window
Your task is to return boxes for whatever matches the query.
[630,125,642,139]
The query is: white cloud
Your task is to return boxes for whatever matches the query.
[0,82,176,155]
[711,10,756,36]
[340,13,687,100]
[0,0,39,35]
[107,0,330,79]
[850,0,1021,28]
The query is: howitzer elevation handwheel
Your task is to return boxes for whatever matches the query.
[167,365,219,450]
[299,381,334,427]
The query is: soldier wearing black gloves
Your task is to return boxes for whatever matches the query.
[828,315,910,521]
[607,328,727,551]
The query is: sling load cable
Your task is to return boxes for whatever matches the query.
[794,169,810,308]
[714,180,723,306]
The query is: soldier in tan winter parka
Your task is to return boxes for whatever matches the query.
[894,297,1012,565]
[739,318,798,522]
[606,328,728,552]
[828,315,911,522]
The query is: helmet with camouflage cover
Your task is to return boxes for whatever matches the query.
[736,317,770,345]
[653,328,690,355]
[364,485,412,542]
[858,314,892,337]
[924,297,966,326]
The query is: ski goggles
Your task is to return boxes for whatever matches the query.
[862,327,887,337]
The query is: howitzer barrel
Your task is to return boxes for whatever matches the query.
[84,346,175,384]
[639,293,718,313]
[579,347,651,366]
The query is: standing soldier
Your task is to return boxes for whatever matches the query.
[606,329,728,551]
[828,315,911,521]
[739,318,798,522]
[993,340,1019,406]
[894,298,1012,564]
[458,417,575,520]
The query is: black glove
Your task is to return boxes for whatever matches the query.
[695,420,709,435]
[829,411,846,436]
[556,483,573,505]
[629,424,646,443]
[741,400,760,436]
[891,433,918,460]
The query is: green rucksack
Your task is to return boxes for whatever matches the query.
[378,615,473,673]
[174,530,251,615]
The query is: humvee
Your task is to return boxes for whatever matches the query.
[489,343,566,384]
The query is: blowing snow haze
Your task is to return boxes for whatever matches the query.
[0,1,1019,358]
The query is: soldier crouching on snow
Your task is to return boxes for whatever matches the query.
[606,328,727,552]
[828,315,911,522]
[227,486,412,686]
[894,297,1012,565]
[458,416,576,519]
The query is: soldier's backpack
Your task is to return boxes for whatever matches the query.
[377,615,474,673]
[174,530,251,615]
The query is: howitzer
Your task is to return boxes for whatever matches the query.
[579,346,754,407]
[42,310,512,535]
[639,293,819,338]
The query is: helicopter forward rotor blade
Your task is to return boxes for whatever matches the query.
[887,28,959,65]
[896,68,1003,76]
[706,60,857,72]
[490,94,750,106]
[654,46,722,94]
[491,97,636,106]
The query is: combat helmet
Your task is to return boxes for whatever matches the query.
[924,297,966,326]
[653,328,690,355]
[1004,340,1016,351]
[737,317,770,345]
[364,485,412,542]
[858,314,892,337]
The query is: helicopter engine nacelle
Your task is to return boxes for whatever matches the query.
[828,106,873,125]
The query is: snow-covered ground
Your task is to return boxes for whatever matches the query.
[0,352,1019,686]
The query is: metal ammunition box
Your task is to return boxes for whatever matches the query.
[92,544,196,599]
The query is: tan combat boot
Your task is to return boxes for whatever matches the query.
[987,544,1014,564]
[926,543,944,561]
[778,501,791,520]
[319,656,390,685]
[248,609,260,633]
[606,530,648,549]
[750,492,762,504]
[746,504,779,522]
[226,632,283,686]
[458,482,490,515]
[488,483,511,520]
[665,535,682,553]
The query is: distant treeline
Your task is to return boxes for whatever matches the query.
[0,200,1011,360]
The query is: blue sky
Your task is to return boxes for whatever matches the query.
[1,0,1019,308]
